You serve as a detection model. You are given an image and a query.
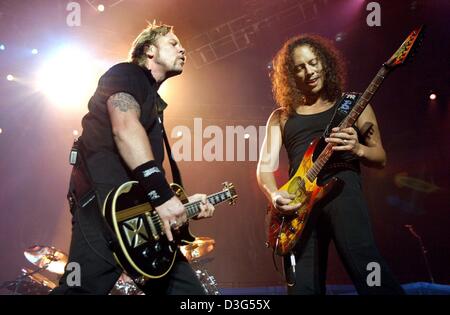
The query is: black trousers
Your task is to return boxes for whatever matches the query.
[50,194,205,295]
[283,171,404,295]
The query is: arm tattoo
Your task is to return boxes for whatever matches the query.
[108,92,141,117]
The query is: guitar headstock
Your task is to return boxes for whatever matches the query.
[222,182,238,205]
[384,25,425,69]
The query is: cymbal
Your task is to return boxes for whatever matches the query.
[21,268,57,289]
[180,237,215,261]
[24,245,68,275]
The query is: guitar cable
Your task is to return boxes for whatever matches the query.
[74,195,121,270]
[288,252,297,287]
[273,217,297,287]
[271,216,285,273]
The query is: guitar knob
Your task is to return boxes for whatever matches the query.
[154,243,161,252]
[162,256,170,263]
[142,247,151,258]
[289,226,296,233]
[151,259,158,269]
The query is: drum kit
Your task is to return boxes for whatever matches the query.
[180,237,220,295]
[1,237,220,295]
[1,245,64,295]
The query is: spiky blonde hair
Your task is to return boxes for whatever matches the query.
[128,21,173,66]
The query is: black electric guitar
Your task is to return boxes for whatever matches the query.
[102,181,237,279]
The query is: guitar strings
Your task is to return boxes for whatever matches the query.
[148,190,231,234]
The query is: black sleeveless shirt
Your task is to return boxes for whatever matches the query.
[79,62,167,202]
[282,101,361,179]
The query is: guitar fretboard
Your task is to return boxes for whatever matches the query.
[185,191,233,219]
[305,66,389,182]
[150,190,234,234]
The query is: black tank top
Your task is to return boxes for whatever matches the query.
[78,63,166,203]
[282,102,361,179]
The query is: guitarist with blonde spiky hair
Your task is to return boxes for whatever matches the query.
[51,22,215,295]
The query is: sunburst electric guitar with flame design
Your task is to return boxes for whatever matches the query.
[103,181,237,279]
[266,26,425,256]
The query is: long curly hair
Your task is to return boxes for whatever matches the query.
[271,34,346,115]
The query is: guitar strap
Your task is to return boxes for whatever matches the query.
[322,92,361,138]
[158,116,183,188]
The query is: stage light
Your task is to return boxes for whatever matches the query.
[176,130,183,138]
[35,45,108,110]
[0,44,5,51]
[31,48,39,55]
[6,74,14,81]
[0,128,2,134]
[244,133,250,139]
[335,32,346,42]
[429,93,437,100]
[73,129,79,136]
[97,4,105,12]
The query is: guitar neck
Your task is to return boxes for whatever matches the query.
[185,190,232,220]
[306,66,390,182]
[341,67,389,128]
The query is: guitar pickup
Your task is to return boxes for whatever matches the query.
[145,212,160,241]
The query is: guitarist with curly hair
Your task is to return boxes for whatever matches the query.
[257,34,405,295]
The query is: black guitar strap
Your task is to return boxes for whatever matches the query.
[158,116,183,188]
[322,92,361,138]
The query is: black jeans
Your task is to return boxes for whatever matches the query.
[283,171,404,295]
[50,194,205,295]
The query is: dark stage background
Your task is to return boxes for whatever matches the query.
[0,0,449,290]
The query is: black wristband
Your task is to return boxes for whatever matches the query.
[131,161,174,207]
